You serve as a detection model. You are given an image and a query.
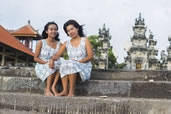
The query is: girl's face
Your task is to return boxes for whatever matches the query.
[46,24,58,38]
[66,24,79,38]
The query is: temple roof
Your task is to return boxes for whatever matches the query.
[131,34,147,40]
[129,46,148,52]
[0,25,34,56]
[10,21,41,39]
[148,58,158,63]
[99,24,111,38]
[135,13,145,25]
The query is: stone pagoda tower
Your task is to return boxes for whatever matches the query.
[160,50,168,70]
[148,31,159,70]
[97,24,112,69]
[160,37,171,70]
[166,37,171,70]
[125,13,148,70]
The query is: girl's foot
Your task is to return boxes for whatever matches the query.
[44,89,54,96]
[57,91,68,96]
[67,93,75,97]
[51,87,59,96]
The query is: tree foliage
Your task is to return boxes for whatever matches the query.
[88,35,117,69]
[108,48,117,69]
[116,63,126,69]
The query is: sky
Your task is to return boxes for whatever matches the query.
[1,0,171,63]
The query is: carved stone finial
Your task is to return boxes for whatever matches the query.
[28,20,31,25]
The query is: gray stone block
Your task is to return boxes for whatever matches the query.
[0,69,36,77]
[77,80,131,97]
[0,93,171,114]
[130,81,171,98]
[1,76,44,93]
[0,76,3,90]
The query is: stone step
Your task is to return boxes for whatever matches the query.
[0,109,46,114]
[0,68,35,77]
[1,68,171,81]
[0,92,171,114]
[1,76,171,99]
[91,69,171,81]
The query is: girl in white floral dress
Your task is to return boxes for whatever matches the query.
[34,22,62,96]
[49,20,93,97]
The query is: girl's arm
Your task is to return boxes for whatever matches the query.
[52,42,67,60]
[79,38,94,63]
[49,42,67,68]
[34,40,48,64]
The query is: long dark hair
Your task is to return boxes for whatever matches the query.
[63,20,85,37]
[42,22,60,41]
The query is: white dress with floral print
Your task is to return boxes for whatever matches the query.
[35,39,63,81]
[60,38,92,82]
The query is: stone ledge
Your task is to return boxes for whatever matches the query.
[0,69,35,77]
[91,69,171,81]
[1,69,171,81]
[0,93,171,114]
[1,76,171,99]
[0,109,47,114]
[0,76,44,94]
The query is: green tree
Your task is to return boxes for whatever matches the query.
[63,51,68,60]
[116,63,126,69]
[108,48,117,69]
[88,35,101,54]
[88,35,100,68]
[88,35,117,69]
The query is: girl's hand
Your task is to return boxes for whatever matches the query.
[49,59,54,69]
[72,58,77,61]
[72,59,82,63]
[78,60,83,63]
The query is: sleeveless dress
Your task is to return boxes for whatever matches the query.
[60,38,92,82]
[35,39,63,82]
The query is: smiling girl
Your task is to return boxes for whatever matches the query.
[34,22,62,96]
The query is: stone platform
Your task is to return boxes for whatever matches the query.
[0,93,171,114]
[1,76,171,99]
[1,68,171,81]
[1,68,171,114]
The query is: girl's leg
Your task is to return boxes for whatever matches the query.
[57,75,69,96]
[45,73,55,96]
[68,73,77,97]
[51,71,60,96]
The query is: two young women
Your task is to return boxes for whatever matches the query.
[34,20,93,97]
